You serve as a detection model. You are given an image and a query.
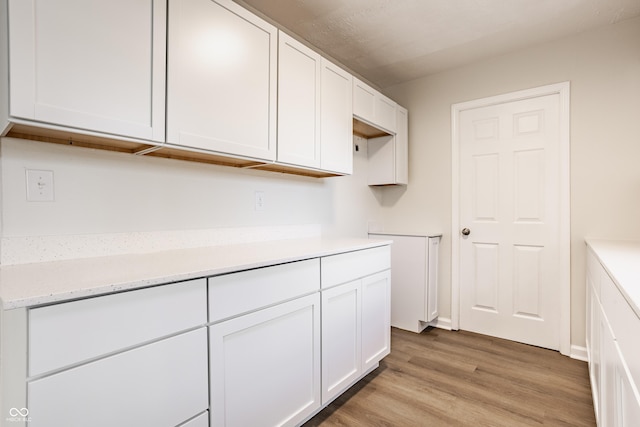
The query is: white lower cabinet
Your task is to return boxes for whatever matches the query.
[28,328,209,427]
[586,243,640,427]
[3,244,391,427]
[321,280,362,404]
[320,248,391,405]
[209,293,321,427]
[361,271,391,371]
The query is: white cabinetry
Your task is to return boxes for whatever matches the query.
[320,247,391,404]
[368,105,409,185]
[209,294,321,427]
[276,32,353,174]
[6,0,166,142]
[369,233,440,333]
[321,280,361,404]
[586,243,640,427]
[320,59,353,174]
[166,0,277,161]
[277,32,321,169]
[353,78,397,134]
[29,329,208,427]
[26,279,208,427]
[208,260,321,427]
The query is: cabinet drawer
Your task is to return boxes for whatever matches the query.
[208,259,320,322]
[601,271,640,388]
[29,279,207,376]
[28,328,209,427]
[321,246,390,289]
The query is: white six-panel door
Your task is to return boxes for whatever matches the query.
[458,93,562,350]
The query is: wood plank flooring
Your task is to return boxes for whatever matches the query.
[304,327,596,427]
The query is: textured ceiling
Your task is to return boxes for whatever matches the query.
[237,0,640,88]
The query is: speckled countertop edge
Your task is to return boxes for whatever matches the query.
[0,237,391,310]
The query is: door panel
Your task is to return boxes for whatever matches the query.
[459,94,561,350]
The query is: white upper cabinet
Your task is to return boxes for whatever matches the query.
[353,77,397,134]
[368,105,409,185]
[7,0,166,142]
[394,106,409,184]
[277,33,353,174]
[277,32,321,168]
[166,0,277,161]
[320,59,353,174]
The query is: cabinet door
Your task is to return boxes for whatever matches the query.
[28,328,208,427]
[352,78,396,134]
[375,94,397,134]
[277,32,321,168]
[589,286,603,421]
[167,0,277,161]
[321,280,361,404]
[601,310,616,427]
[209,294,321,427]
[352,78,377,126]
[425,236,440,322]
[8,0,166,141]
[615,347,640,427]
[361,270,391,372]
[320,59,353,174]
[395,105,409,184]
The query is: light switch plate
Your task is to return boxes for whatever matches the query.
[26,169,55,202]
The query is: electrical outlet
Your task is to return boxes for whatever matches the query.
[255,191,265,211]
[26,169,55,202]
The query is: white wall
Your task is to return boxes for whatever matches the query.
[0,135,383,262]
[383,16,640,349]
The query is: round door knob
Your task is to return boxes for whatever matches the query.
[461,228,471,236]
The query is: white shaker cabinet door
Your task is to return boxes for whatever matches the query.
[394,105,409,184]
[8,0,166,141]
[27,328,209,427]
[352,78,397,134]
[321,280,361,404]
[320,59,353,174]
[361,270,391,372]
[209,293,321,427]
[167,0,277,161]
[277,31,321,168]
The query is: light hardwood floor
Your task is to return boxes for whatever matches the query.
[305,327,596,426]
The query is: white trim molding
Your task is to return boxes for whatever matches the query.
[451,82,571,356]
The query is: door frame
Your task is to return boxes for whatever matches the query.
[451,82,571,356]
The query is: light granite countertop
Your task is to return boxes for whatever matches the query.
[586,239,640,319]
[0,237,391,310]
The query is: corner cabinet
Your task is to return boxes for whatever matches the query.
[6,0,166,142]
[586,242,640,426]
[166,0,277,161]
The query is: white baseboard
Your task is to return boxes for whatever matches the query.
[570,345,588,362]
